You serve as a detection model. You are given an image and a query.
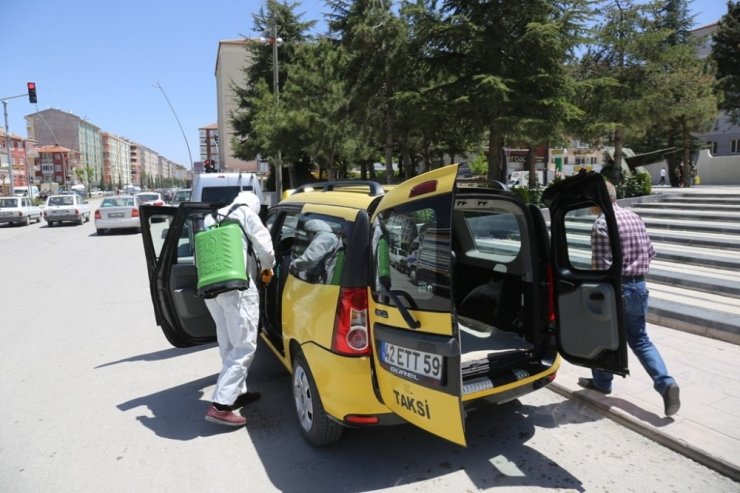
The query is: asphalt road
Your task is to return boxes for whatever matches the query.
[0,212,736,492]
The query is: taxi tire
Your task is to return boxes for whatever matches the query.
[292,354,343,447]
[24,216,30,226]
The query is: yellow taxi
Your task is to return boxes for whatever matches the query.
[140,165,628,447]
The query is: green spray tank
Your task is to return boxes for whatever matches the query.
[193,206,250,299]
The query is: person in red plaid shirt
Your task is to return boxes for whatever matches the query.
[578,180,681,417]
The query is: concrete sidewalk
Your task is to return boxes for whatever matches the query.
[548,322,740,481]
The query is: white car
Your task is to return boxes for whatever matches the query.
[0,196,43,226]
[44,194,92,226]
[135,192,165,207]
[94,195,143,235]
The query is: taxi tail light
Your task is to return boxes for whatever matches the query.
[131,207,140,218]
[332,287,370,356]
[409,180,438,198]
[546,264,556,325]
[344,415,379,425]
[94,210,101,220]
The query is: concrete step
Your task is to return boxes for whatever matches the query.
[564,220,740,251]
[630,206,740,223]
[565,233,740,270]
[647,283,740,344]
[638,202,740,211]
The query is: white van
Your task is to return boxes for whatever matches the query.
[190,172,263,206]
[508,170,546,188]
[14,185,40,199]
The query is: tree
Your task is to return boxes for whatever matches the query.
[282,38,352,182]
[711,1,740,124]
[573,0,659,184]
[327,0,411,184]
[231,0,315,188]
[412,0,589,183]
[638,0,716,187]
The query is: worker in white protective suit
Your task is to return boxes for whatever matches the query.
[289,219,340,283]
[203,191,275,427]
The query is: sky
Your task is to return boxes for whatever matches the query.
[1,0,730,170]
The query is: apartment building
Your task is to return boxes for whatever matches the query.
[0,129,34,190]
[215,39,259,172]
[25,109,104,184]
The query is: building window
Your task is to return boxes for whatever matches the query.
[732,140,739,153]
[706,141,718,154]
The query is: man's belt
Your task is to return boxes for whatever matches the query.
[622,275,645,282]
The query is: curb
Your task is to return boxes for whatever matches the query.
[548,382,740,482]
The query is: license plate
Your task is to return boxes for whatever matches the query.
[380,341,443,382]
[52,209,68,215]
[109,212,124,218]
[1,212,13,217]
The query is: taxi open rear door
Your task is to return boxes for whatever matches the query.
[368,165,466,446]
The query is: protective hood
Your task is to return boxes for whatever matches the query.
[305,219,333,233]
[232,191,261,215]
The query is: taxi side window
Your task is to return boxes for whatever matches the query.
[373,194,451,311]
[564,204,613,272]
[289,215,346,285]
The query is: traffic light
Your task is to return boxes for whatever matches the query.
[27,82,37,104]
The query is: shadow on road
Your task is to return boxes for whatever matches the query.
[117,373,232,440]
[95,343,216,368]
[117,341,603,491]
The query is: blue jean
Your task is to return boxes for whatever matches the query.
[592,280,675,395]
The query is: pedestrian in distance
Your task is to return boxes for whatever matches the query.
[203,191,275,427]
[578,180,681,417]
[659,167,666,186]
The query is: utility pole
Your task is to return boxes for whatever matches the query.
[270,2,283,201]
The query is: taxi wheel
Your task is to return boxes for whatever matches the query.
[292,354,343,447]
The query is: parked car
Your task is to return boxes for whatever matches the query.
[170,188,191,207]
[94,195,143,235]
[139,167,628,448]
[44,194,91,226]
[0,196,42,226]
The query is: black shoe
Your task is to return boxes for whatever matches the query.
[577,377,611,395]
[232,392,261,410]
[663,383,680,417]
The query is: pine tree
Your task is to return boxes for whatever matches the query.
[712,1,740,124]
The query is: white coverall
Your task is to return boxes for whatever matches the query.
[290,219,340,282]
[203,192,275,407]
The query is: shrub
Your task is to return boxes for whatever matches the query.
[618,170,652,198]
[510,185,543,206]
